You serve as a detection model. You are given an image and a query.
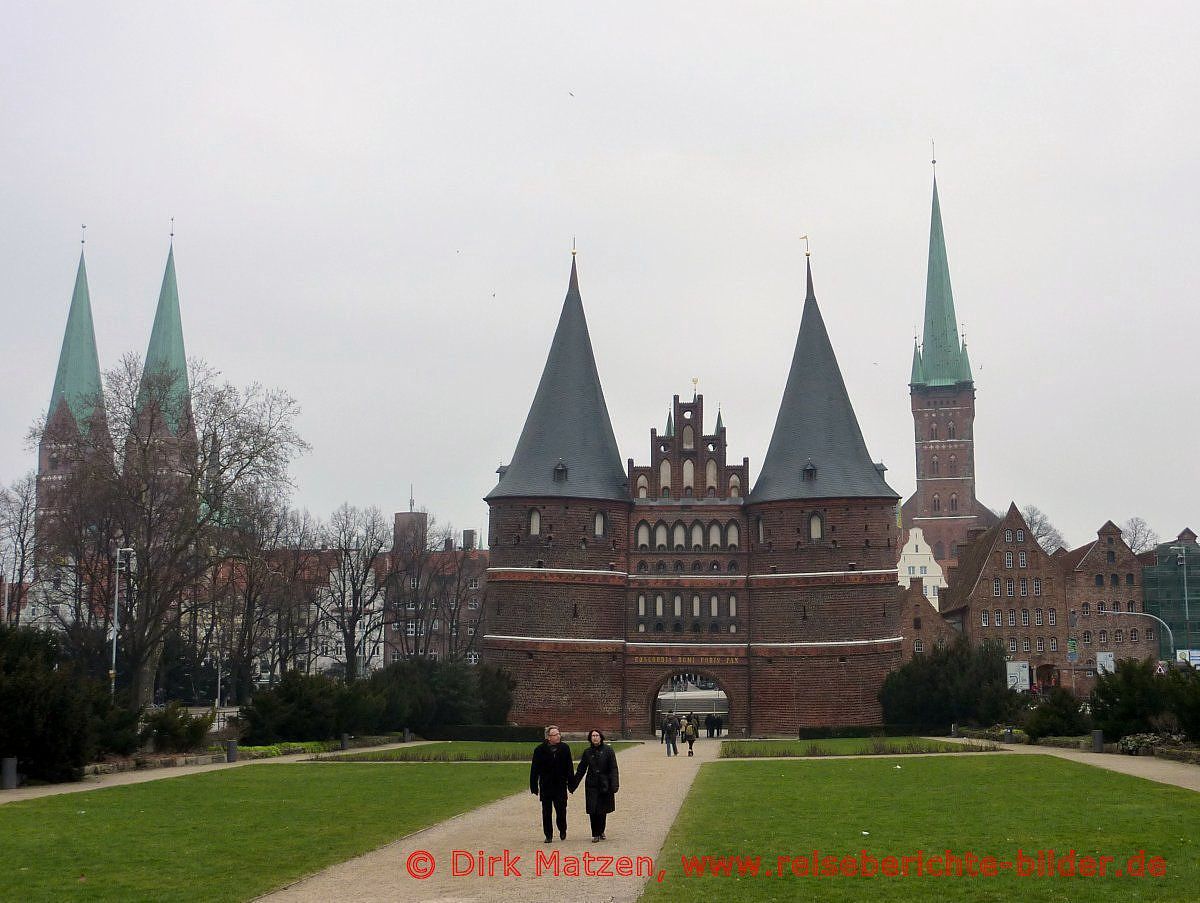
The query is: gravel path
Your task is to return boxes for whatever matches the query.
[259,737,718,902]
[936,737,1200,792]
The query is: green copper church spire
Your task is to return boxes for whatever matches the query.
[912,178,972,388]
[665,409,674,438]
[49,250,104,433]
[715,406,724,433]
[139,244,190,432]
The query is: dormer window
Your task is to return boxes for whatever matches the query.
[802,461,816,482]
[553,460,568,482]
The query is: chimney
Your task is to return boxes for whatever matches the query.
[462,529,477,551]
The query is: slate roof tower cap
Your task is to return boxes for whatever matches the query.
[49,250,105,434]
[749,257,899,503]
[486,255,627,501]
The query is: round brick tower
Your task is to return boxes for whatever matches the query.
[483,256,631,733]
[743,258,904,734]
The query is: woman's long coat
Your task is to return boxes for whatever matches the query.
[573,742,619,814]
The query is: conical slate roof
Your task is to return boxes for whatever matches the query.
[486,258,627,501]
[912,178,972,387]
[49,251,104,433]
[749,260,898,503]
[138,245,190,432]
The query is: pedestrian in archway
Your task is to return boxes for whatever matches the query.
[530,725,574,842]
[572,729,619,841]
[684,716,697,755]
[665,713,679,756]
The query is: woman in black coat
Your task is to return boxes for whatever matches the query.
[572,729,619,841]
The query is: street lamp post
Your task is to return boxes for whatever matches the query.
[1169,544,1191,660]
[110,547,134,700]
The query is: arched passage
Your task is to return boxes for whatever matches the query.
[649,670,730,737]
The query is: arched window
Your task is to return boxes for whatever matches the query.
[637,595,645,616]
[636,522,650,551]
[929,422,938,440]
[673,560,684,572]
[659,459,671,494]
[948,454,957,475]
[655,595,664,617]
[931,455,940,475]
[692,595,700,617]
[728,560,738,572]
[809,513,823,540]
[1083,630,1092,643]
[594,512,606,537]
[637,561,648,573]
[708,522,722,550]
[682,425,694,450]
[655,523,668,551]
[932,494,941,513]
[705,458,718,492]
[1130,627,1139,642]
[756,517,765,544]
[636,475,648,498]
[949,493,958,512]
[682,459,694,496]
[673,522,686,550]
[729,595,737,617]
[728,474,740,497]
[710,595,719,617]
[1082,602,1091,615]
[674,595,682,617]
[691,522,704,550]
[529,509,541,535]
[947,420,956,439]
[726,521,740,549]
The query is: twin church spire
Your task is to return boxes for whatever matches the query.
[47,241,191,439]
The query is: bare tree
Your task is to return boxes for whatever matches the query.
[1020,504,1068,554]
[259,508,323,681]
[0,472,38,625]
[1121,517,1160,555]
[388,515,484,662]
[38,354,306,707]
[313,504,392,681]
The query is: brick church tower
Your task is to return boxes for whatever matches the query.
[900,176,996,573]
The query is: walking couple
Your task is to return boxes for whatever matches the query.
[530,725,620,843]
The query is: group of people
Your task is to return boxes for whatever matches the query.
[529,726,619,844]
[659,712,723,756]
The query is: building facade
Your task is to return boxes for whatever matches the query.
[940,505,1158,696]
[483,255,906,736]
[1142,528,1200,663]
[897,526,948,609]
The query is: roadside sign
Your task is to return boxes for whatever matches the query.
[1097,651,1115,674]
[1067,637,1078,663]
[1006,660,1031,691]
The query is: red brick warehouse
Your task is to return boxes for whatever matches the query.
[483,250,910,737]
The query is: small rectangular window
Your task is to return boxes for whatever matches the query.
[1007,578,1015,597]
[1036,638,1044,653]
[1049,637,1058,651]
[981,611,990,627]
[1048,608,1056,626]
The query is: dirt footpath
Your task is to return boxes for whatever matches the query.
[259,737,718,902]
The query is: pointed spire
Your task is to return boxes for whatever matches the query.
[48,250,104,434]
[909,339,925,386]
[913,177,972,387]
[665,408,675,438]
[715,406,724,433]
[487,256,626,501]
[138,244,191,433]
[749,258,898,503]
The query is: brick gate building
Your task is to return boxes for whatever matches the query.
[483,254,907,736]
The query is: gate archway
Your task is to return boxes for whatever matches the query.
[649,670,730,737]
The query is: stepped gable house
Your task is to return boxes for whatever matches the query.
[483,254,907,736]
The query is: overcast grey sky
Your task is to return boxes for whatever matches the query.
[3,2,1198,550]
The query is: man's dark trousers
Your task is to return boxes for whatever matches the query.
[542,793,567,839]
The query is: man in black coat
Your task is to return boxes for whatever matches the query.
[530,725,574,842]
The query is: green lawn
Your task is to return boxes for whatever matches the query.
[644,756,1198,901]
[719,737,995,758]
[326,740,638,762]
[0,762,526,902]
